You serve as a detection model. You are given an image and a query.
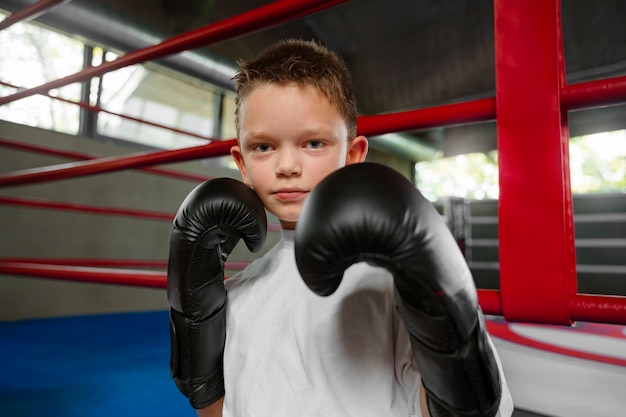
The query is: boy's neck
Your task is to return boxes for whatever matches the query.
[280,220,297,230]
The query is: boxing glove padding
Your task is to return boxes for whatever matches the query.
[295,163,500,417]
[167,177,267,409]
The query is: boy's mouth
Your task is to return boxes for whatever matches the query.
[274,189,308,201]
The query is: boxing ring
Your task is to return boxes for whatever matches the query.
[1,0,625,416]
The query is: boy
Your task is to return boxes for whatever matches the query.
[168,39,513,416]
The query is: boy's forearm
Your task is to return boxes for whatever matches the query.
[196,397,224,417]
[419,383,431,417]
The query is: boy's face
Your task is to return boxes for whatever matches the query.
[231,82,367,230]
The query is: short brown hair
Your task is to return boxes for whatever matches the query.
[234,39,357,138]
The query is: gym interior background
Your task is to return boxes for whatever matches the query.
[0,1,625,417]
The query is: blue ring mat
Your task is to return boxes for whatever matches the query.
[0,310,194,417]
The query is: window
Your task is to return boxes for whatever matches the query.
[0,10,237,153]
[569,130,626,194]
[0,12,83,134]
[415,149,499,202]
[96,54,220,149]
[415,129,626,202]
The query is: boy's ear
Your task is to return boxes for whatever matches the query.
[346,135,368,165]
[230,144,252,187]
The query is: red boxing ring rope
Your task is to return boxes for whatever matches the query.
[561,75,626,110]
[0,258,251,289]
[0,139,236,187]
[0,0,70,31]
[0,137,211,183]
[1,0,626,325]
[0,195,175,221]
[0,257,250,271]
[0,194,282,231]
[0,261,251,289]
[0,262,167,288]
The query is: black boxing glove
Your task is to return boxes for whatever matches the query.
[167,178,267,409]
[295,163,501,417]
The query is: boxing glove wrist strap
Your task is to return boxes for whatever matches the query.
[169,306,226,408]
[397,296,501,417]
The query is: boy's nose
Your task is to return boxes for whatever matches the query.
[275,149,302,177]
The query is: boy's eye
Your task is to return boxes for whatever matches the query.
[253,143,272,153]
[306,140,324,149]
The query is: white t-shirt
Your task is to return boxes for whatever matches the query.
[223,230,513,417]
